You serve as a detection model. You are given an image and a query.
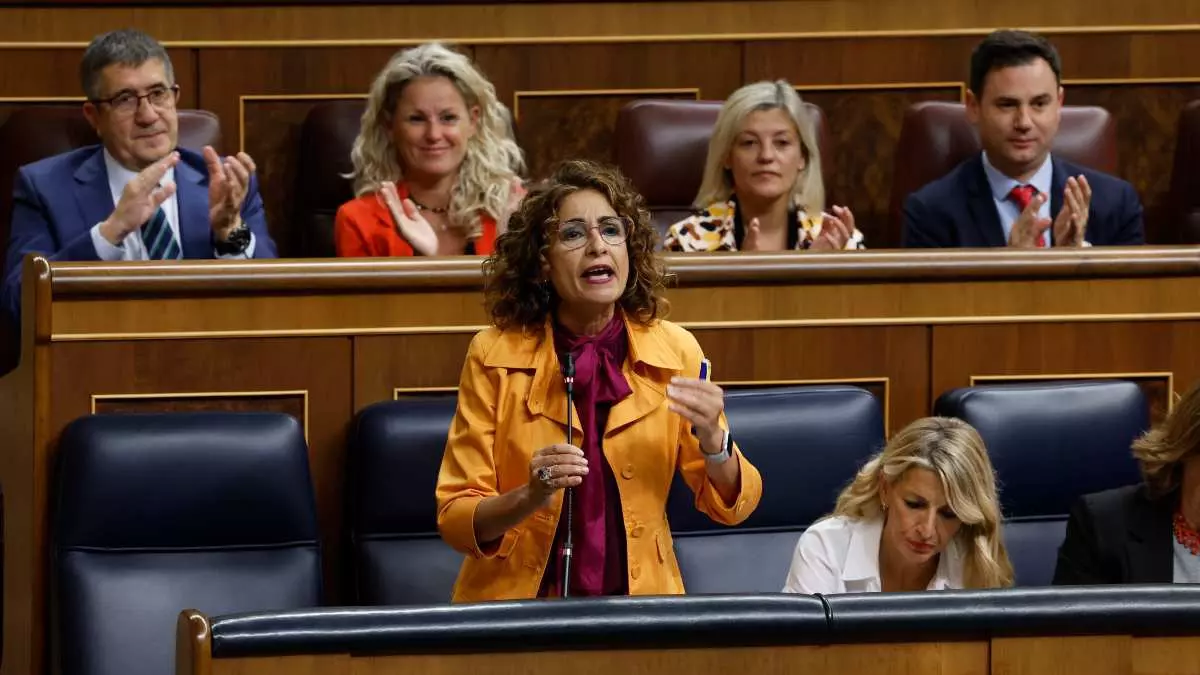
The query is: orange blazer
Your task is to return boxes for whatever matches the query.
[333,184,497,257]
[436,316,763,602]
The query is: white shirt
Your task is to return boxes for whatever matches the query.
[981,151,1053,248]
[89,149,255,260]
[781,515,965,594]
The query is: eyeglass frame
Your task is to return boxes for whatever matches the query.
[547,215,633,250]
[89,84,181,116]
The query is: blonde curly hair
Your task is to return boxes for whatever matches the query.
[348,43,524,238]
[832,416,1014,589]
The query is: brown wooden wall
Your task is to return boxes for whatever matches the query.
[0,4,1198,250]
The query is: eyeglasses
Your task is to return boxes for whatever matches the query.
[91,85,179,116]
[553,216,631,250]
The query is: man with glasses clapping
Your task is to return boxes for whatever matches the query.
[2,28,277,322]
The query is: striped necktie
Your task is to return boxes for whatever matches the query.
[142,206,181,260]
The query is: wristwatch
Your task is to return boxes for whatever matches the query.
[214,223,251,255]
[703,428,732,465]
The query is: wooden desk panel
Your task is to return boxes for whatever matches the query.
[5,248,1200,675]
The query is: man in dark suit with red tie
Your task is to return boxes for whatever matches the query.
[2,28,277,321]
[902,30,1144,249]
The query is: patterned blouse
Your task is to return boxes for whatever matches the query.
[663,199,866,252]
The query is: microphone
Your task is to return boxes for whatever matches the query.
[561,352,575,598]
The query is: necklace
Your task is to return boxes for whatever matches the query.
[1173,508,1200,555]
[408,195,450,214]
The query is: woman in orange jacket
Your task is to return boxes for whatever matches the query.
[436,159,763,602]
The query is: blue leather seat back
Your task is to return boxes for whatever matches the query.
[349,396,463,605]
[54,412,321,675]
[935,380,1147,586]
[667,385,885,593]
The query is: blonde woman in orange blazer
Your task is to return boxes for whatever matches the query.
[436,160,763,602]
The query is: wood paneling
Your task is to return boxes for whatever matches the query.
[516,90,697,179]
[992,636,1131,675]
[931,322,1200,406]
[0,47,197,105]
[354,333,475,410]
[3,0,1198,43]
[798,86,963,247]
[1067,81,1200,244]
[240,95,364,255]
[690,326,928,433]
[93,391,306,422]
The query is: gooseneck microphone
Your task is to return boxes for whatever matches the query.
[561,352,575,598]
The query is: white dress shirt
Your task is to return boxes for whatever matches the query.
[89,149,255,260]
[781,515,965,594]
[981,151,1053,248]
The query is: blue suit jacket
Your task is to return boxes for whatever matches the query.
[902,154,1145,248]
[2,145,277,320]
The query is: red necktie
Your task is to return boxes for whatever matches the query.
[1008,185,1045,248]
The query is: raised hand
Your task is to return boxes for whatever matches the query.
[205,146,256,237]
[812,205,855,251]
[380,181,439,256]
[528,444,589,506]
[742,217,763,251]
[98,152,179,245]
[1008,192,1052,248]
[667,376,726,456]
[1053,175,1092,248]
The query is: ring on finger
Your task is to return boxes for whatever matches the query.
[537,466,552,484]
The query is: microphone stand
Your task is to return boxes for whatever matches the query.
[561,352,575,598]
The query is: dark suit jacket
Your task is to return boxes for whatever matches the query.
[1052,484,1175,585]
[902,154,1145,248]
[2,144,277,320]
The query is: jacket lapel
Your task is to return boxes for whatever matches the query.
[73,148,116,235]
[606,320,683,435]
[1048,157,1067,246]
[965,155,1007,247]
[1125,487,1175,584]
[175,157,211,259]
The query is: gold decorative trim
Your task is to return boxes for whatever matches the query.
[237,93,366,153]
[969,371,1175,411]
[796,81,967,104]
[1065,77,1200,86]
[721,376,890,434]
[0,96,85,103]
[393,386,458,399]
[513,87,700,122]
[90,389,311,441]
[3,24,1200,49]
[49,311,1200,342]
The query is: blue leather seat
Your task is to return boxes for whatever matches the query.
[668,385,885,594]
[53,412,321,675]
[935,380,1146,586]
[348,396,463,605]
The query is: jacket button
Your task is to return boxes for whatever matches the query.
[621,465,635,479]
[631,565,641,580]
[630,525,644,538]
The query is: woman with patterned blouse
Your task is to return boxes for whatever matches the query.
[664,81,864,252]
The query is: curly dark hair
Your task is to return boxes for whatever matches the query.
[483,159,667,330]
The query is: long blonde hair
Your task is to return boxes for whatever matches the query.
[1133,381,1200,498]
[694,80,825,215]
[348,43,525,237]
[832,417,1014,589]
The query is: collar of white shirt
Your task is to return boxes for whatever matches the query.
[840,516,965,591]
[981,151,1053,203]
[102,148,176,205]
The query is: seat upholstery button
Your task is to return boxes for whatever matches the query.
[631,566,641,580]
[631,525,644,538]
[621,465,635,479]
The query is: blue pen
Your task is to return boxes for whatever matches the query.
[692,358,712,435]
